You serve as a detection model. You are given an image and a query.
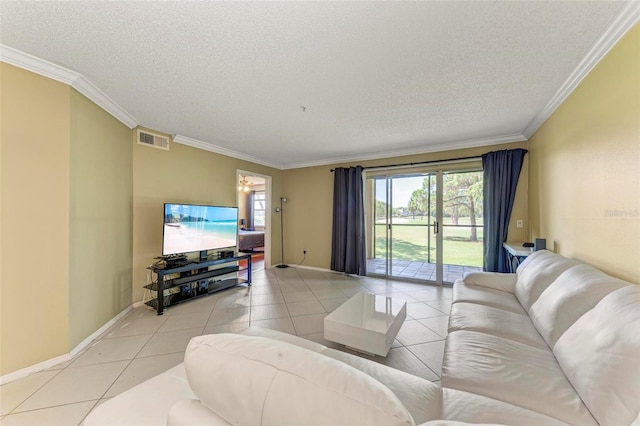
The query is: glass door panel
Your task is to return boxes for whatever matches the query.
[440,171,484,282]
[367,174,437,282]
[390,175,434,280]
[369,177,390,276]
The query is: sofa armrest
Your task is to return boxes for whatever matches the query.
[462,272,517,293]
[418,422,505,426]
[167,399,231,425]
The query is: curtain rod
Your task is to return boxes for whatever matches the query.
[329,149,528,172]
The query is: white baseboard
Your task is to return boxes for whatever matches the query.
[292,264,333,273]
[0,353,71,385]
[283,264,361,278]
[269,264,331,273]
[0,304,134,385]
[269,263,366,277]
[70,304,134,357]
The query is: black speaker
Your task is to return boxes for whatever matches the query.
[534,238,546,251]
[218,250,234,259]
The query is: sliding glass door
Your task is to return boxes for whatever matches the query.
[366,168,483,284]
[440,170,484,282]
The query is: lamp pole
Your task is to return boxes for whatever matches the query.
[276,197,288,268]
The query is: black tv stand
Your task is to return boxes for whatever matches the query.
[145,253,251,315]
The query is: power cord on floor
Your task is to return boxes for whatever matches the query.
[293,251,306,267]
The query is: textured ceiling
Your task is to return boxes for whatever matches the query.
[0,1,630,169]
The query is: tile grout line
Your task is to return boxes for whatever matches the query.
[94,327,159,406]
[3,367,66,417]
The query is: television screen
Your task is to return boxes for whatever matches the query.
[162,203,238,256]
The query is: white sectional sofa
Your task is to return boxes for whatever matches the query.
[84,250,640,426]
[444,249,640,425]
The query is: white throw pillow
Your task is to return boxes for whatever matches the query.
[461,272,517,293]
[183,333,416,426]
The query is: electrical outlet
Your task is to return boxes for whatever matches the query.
[516,219,523,228]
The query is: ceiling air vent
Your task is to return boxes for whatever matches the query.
[137,129,170,150]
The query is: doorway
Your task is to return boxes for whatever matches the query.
[366,167,483,284]
[236,170,272,271]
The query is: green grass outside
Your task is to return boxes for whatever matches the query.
[374,216,483,267]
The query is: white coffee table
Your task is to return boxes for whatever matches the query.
[324,292,407,357]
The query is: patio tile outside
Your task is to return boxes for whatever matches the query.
[367,258,481,283]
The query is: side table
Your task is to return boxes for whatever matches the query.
[503,242,533,273]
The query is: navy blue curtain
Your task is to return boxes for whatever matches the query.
[483,149,527,272]
[331,166,367,275]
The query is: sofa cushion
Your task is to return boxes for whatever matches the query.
[320,346,443,424]
[461,272,517,293]
[448,303,547,349]
[418,421,504,426]
[184,333,416,426]
[240,325,327,352]
[515,250,580,311]
[167,399,230,425]
[240,327,442,423]
[554,285,640,426]
[441,330,596,425]
[529,264,632,347]
[452,283,525,314]
[241,326,442,424]
[442,388,570,426]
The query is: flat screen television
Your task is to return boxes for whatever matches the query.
[162,203,238,256]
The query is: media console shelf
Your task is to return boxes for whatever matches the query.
[145,254,252,315]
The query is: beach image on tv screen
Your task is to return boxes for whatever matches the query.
[163,204,238,255]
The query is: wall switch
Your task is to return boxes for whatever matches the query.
[516,219,523,228]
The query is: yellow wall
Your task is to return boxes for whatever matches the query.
[0,63,71,374]
[283,142,529,269]
[529,24,639,283]
[132,139,282,302]
[68,90,133,348]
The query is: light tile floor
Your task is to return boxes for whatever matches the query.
[0,266,452,425]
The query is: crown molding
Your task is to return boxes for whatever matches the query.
[72,75,138,129]
[522,1,640,138]
[0,44,138,129]
[173,134,284,169]
[0,44,78,84]
[282,133,527,170]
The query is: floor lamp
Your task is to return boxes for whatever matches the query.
[275,197,288,268]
